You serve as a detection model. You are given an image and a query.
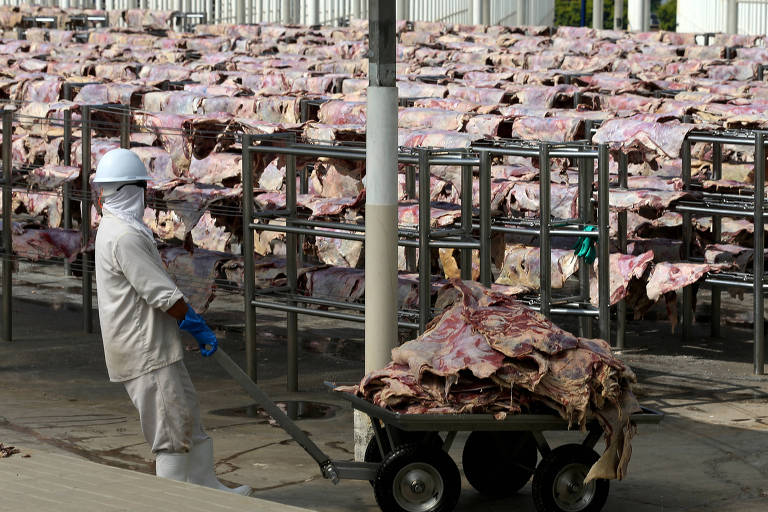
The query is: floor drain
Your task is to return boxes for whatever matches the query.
[210,401,340,421]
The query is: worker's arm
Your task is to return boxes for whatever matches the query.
[113,232,185,312]
[167,299,188,321]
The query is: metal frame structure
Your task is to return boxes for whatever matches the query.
[241,136,612,389]
[674,130,768,375]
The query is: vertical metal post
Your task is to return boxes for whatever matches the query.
[481,0,490,24]
[577,155,591,337]
[681,138,693,339]
[754,133,765,375]
[286,151,298,392]
[63,110,72,277]
[405,164,416,272]
[711,142,722,338]
[1,107,13,342]
[81,106,93,334]
[479,150,491,287]
[242,135,257,381]
[417,149,431,333]
[281,0,290,23]
[614,0,624,29]
[597,143,610,344]
[353,0,361,19]
[593,0,603,29]
[120,105,130,149]
[616,152,628,349]
[539,143,551,319]
[460,163,472,281]
[396,0,407,21]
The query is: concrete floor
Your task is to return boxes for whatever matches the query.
[1,267,768,511]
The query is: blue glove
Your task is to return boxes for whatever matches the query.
[573,225,598,265]
[178,307,218,357]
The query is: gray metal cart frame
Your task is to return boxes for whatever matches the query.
[214,348,663,512]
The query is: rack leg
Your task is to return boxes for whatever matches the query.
[681,138,693,340]
[754,133,765,375]
[286,153,299,392]
[81,105,93,334]
[711,142,722,338]
[242,134,257,382]
[405,164,416,272]
[1,107,13,342]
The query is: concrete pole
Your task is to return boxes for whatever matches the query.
[727,0,738,34]
[593,0,603,29]
[61,0,70,9]
[352,0,360,19]
[472,0,481,25]
[309,0,319,24]
[516,0,526,26]
[614,0,623,30]
[482,0,490,24]
[237,0,245,23]
[355,0,398,462]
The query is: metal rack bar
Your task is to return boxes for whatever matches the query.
[63,110,72,277]
[711,141,722,338]
[2,107,12,342]
[286,148,299,392]
[242,133,257,382]
[405,164,416,272]
[479,150,491,286]
[616,152,628,350]
[597,143,610,344]
[460,164,472,281]
[577,154,592,338]
[418,148,431,333]
[539,143,551,319]
[754,132,765,375]
[81,106,93,334]
[681,137,693,340]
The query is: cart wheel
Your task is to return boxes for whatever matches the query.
[373,443,460,512]
[531,444,609,512]
[366,432,443,463]
[366,433,443,486]
[462,431,537,496]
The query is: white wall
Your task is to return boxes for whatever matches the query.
[678,0,768,36]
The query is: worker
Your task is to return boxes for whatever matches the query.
[93,148,251,496]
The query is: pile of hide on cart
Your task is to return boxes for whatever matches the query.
[340,280,640,482]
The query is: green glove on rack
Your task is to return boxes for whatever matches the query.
[573,225,598,264]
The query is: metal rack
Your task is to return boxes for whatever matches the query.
[240,136,612,390]
[674,130,767,375]
[171,12,206,32]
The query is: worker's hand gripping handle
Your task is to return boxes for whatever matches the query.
[178,307,218,357]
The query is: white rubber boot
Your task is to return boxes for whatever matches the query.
[188,438,252,496]
[156,452,189,482]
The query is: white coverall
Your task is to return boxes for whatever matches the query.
[95,209,207,454]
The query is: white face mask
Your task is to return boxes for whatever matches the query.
[101,184,153,241]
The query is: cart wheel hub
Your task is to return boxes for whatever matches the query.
[552,463,596,512]
[410,481,426,494]
[393,463,444,512]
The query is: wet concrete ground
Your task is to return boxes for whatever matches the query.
[1,265,768,511]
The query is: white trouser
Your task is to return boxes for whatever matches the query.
[123,361,208,454]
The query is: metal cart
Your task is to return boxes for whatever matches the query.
[214,349,663,512]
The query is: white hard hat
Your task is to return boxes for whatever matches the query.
[93,148,150,184]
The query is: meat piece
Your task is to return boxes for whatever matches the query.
[189,152,242,186]
[646,262,721,302]
[511,116,584,142]
[495,244,580,291]
[508,182,579,219]
[593,119,696,159]
[27,165,79,190]
[159,246,231,313]
[12,227,81,262]
[589,251,654,306]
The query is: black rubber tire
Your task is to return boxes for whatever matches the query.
[462,431,537,497]
[365,433,443,486]
[531,444,610,512]
[373,443,461,512]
